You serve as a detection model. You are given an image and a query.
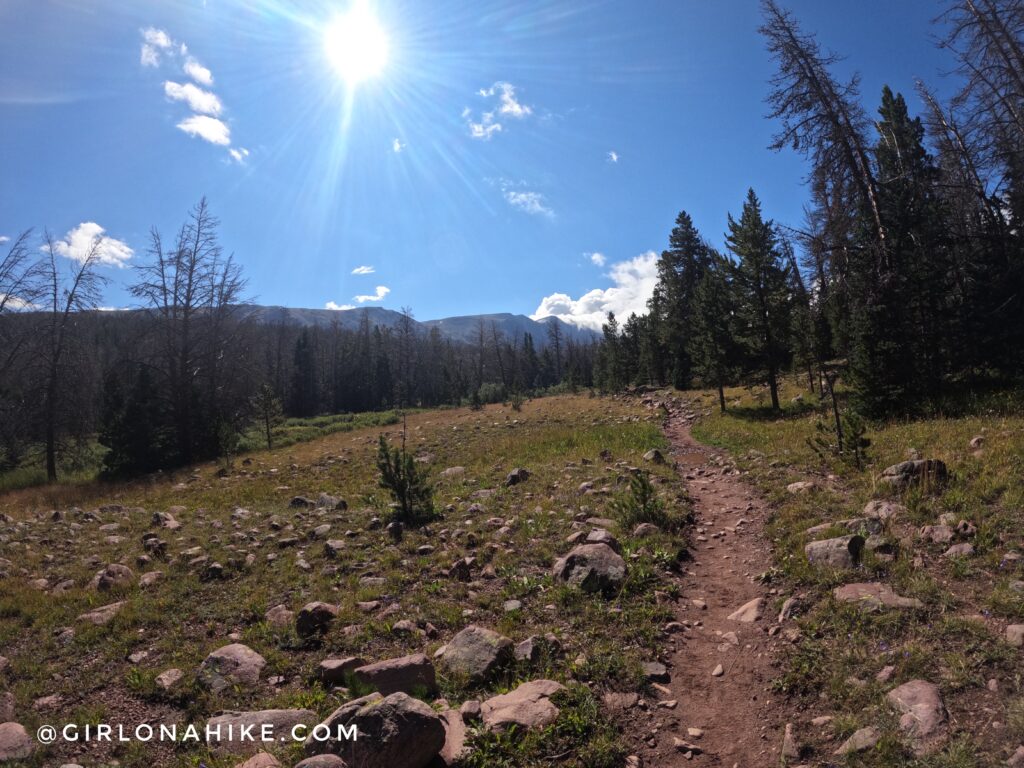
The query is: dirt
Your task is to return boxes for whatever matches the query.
[652,403,787,767]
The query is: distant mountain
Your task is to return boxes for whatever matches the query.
[247,305,598,347]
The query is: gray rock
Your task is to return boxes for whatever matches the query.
[294,756,349,768]
[585,528,621,553]
[440,626,514,683]
[353,654,438,697]
[552,543,627,594]
[804,535,865,569]
[834,726,879,755]
[727,597,766,622]
[0,722,33,761]
[643,449,666,464]
[76,601,125,626]
[296,602,339,638]
[833,583,923,610]
[805,517,883,538]
[879,459,948,489]
[505,468,530,487]
[89,563,134,591]
[199,643,266,692]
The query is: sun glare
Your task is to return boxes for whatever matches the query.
[324,4,389,85]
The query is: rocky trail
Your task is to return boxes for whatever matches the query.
[655,403,785,767]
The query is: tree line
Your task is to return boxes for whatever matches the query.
[595,0,1024,418]
[0,199,595,481]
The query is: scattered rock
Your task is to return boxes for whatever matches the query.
[199,644,267,692]
[89,563,134,591]
[440,625,514,683]
[944,543,975,558]
[505,468,530,486]
[319,657,365,685]
[551,543,626,594]
[786,480,818,494]
[643,449,666,464]
[155,668,184,691]
[481,679,565,732]
[296,602,339,638]
[727,597,765,622]
[353,654,438,697]
[887,679,946,754]
[264,604,294,627]
[1006,625,1024,647]
[804,535,865,569]
[833,583,924,611]
[0,723,34,761]
[782,722,799,759]
[835,726,880,755]
[879,459,948,490]
[76,601,125,626]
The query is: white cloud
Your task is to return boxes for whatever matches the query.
[0,293,37,311]
[607,150,619,163]
[354,285,390,303]
[184,57,213,86]
[465,81,532,140]
[326,301,356,311]
[504,188,554,218]
[176,115,231,145]
[589,252,606,266]
[140,27,173,67]
[0,236,9,244]
[164,81,222,116]
[229,147,250,163]
[351,265,375,275]
[392,138,405,153]
[49,222,134,268]
[531,251,658,331]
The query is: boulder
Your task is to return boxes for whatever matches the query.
[308,692,444,768]
[89,563,134,591]
[805,517,883,538]
[804,535,865,569]
[352,654,438,697]
[727,597,766,623]
[878,459,948,490]
[439,708,469,766]
[319,657,366,685]
[206,709,317,754]
[505,468,530,487]
[0,723,33,761]
[294,756,349,768]
[264,604,294,627]
[887,679,946,754]
[296,602,339,638]
[199,644,267,692]
[833,583,923,611]
[481,679,565,732]
[440,625,514,684]
[863,499,905,521]
[317,493,347,510]
[552,543,626,594]
[643,449,666,464]
[76,601,125,626]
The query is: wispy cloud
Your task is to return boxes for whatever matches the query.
[354,286,390,303]
[184,58,213,87]
[464,81,532,140]
[164,81,222,116]
[176,115,231,146]
[326,301,355,311]
[49,222,134,268]
[589,252,606,266]
[607,150,619,163]
[531,251,658,330]
[351,265,375,275]
[0,236,9,244]
[499,180,553,218]
[392,138,405,153]
[0,293,38,311]
[141,28,246,161]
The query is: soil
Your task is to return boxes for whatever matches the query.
[652,402,786,767]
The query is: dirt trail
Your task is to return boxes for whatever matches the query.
[656,403,785,767]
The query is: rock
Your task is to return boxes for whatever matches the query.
[0,723,33,761]
[139,571,163,587]
[294,757,349,768]
[76,601,125,625]
[481,679,565,732]
[643,449,666,464]
[207,709,317,754]
[199,644,267,692]
[969,435,985,449]
[319,657,365,685]
[460,700,482,722]
[778,597,799,622]
[505,468,530,486]
[782,722,799,759]
[296,602,339,638]
[585,528,621,553]
[632,523,660,537]
[439,708,469,766]
[944,543,975,558]
[514,635,552,664]
[317,493,347,510]
[153,510,181,530]
[879,459,948,490]
[642,661,669,682]
[307,692,444,768]
[786,480,818,494]
[711,664,724,677]
[1007,625,1024,647]
[440,466,465,479]
[353,654,438,696]
[834,726,880,755]
[727,597,765,622]
[921,525,954,544]
[833,583,924,611]
[234,754,281,768]
[290,496,315,508]
[805,517,883,537]
[324,539,346,558]
[265,604,294,627]
[804,535,865,569]
[440,625,514,683]
[863,499,905,521]
[89,563,134,591]
[1009,746,1024,767]
[887,679,946,754]
[552,543,626,594]
[447,557,473,581]
[155,668,184,691]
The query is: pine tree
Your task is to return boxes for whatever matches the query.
[688,255,741,412]
[726,189,791,411]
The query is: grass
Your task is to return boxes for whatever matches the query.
[0,394,688,767]
[688,377,1024,767]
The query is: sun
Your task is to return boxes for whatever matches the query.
[324,3,389,85]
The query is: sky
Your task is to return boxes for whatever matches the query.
[0,0,959,330]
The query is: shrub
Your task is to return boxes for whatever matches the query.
[376,434,437,526]
[609,472,678,531]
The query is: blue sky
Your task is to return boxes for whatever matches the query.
[1,0,957,329]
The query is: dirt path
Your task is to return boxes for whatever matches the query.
[654,403,785,767]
